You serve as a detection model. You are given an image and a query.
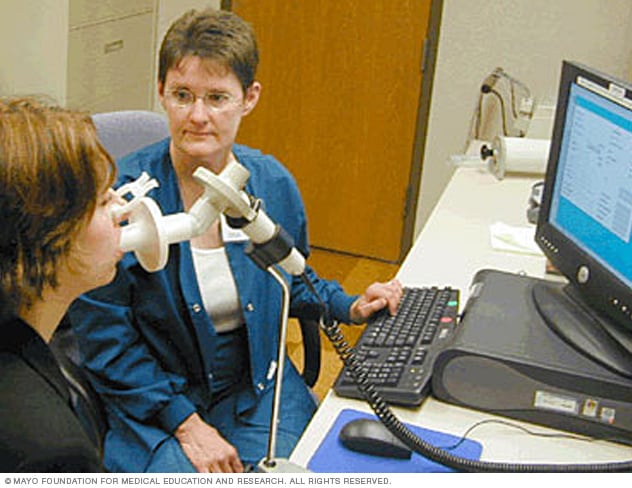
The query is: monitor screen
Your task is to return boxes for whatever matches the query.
[536,61,632,371]
[549,76,632,290]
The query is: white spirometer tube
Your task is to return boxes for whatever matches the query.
[113,159,306,276]
[113,160,249,272]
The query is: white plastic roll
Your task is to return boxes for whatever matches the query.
[486,136,550,180]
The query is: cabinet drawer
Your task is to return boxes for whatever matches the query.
[69,0,153,28]
[67,12,154,113]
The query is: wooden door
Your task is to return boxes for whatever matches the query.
[229,0,431,262]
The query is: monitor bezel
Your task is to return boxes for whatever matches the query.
[536,60,632,333]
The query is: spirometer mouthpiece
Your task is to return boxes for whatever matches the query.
[114,161,250,272]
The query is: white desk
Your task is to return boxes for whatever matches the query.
[291,167,632,468]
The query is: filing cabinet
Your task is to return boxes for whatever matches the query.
[0,0,155,113]
[66,0,155,113]
[0,1,220,113]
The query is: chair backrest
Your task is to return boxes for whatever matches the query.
[92,110,169,159]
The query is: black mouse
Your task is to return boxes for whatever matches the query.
[338,418,412,459]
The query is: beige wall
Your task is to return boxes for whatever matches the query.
[414,0,632,237]
[0,0,219,111]
[0,0,69,104]
[4,0,632,243]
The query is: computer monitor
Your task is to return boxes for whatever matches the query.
[535,61,632,377]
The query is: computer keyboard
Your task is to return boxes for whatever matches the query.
[333,286,460,406]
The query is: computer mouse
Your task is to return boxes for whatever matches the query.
[338,418,413,459]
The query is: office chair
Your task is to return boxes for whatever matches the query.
[51,109,322,448]
[296,317,321,388]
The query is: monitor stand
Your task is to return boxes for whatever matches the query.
[432,269,632,445]
[532,281,632,379]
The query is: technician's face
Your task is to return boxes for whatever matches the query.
[159,56,260,172]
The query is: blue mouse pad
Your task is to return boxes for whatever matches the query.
[307,408,483,473]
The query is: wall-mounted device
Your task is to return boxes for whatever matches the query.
[473,67,535,141]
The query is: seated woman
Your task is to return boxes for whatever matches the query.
[0,97,124,472]
[67,8,403,473]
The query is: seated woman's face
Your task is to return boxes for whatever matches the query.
[159,55,258,169]
[62,188,124,295]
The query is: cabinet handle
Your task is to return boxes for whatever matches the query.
[104,39,124,54]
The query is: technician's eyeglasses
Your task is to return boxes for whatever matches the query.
[165,88,242,113]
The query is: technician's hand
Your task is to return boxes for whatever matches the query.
[349,279,403,324]
[175,413,244,473]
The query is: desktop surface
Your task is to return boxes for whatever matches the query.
[290,167,632,469]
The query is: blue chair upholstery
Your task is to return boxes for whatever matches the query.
[92,110,170,160]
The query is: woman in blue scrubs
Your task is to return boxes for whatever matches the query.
[68,8,402,473]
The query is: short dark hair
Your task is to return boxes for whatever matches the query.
[158,8,259,93]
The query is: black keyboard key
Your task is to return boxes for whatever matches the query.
[334,286,459,406]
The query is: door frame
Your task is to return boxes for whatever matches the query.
[222,0,443,263]
[399,0,443,262]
